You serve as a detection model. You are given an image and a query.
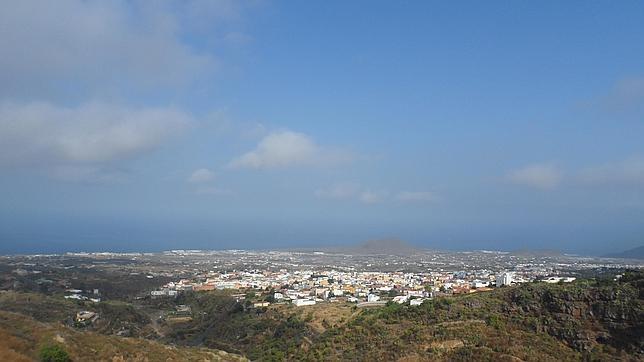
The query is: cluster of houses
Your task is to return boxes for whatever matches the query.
[149,268,577,307]
[64,288,101,302]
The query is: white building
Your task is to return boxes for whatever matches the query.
[293,299,316,307]
[64,294,85,300]
[410,298,426,306]
[543,276,576,284]
[367,294,380,302]
[392,295,409,304]
[472,280,489,288]
[496,272,514,287]
[323,290,330,300]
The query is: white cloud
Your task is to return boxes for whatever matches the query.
[241,122,269,139]
[229,130,353,169]
[579,157,644,187]
[507,163,562,190]
[0,1,226,99]
[395,191,434,202]
[0,101,191,167]
[314,182,360,199]
[359,190,387,204]
[187,168,228,196]
[599,76,644,115]
[188,168,216,183]
[0,1,251,184]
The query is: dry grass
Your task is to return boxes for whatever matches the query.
[276,302,360,333]
[0,328,33,361]
[0,310,247,361]
[429,339,465,350]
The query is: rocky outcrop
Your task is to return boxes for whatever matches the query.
[505,273,643,355]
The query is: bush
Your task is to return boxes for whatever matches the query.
[39,344,71,362]
[486,314,503,330]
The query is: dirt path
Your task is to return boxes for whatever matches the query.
[133,304,165,337]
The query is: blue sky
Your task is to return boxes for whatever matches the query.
[1,1,643,254]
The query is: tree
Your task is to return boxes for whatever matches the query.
[39,344,71,362]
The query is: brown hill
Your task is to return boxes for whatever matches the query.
[0,309,246,361]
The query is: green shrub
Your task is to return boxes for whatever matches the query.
[39,344,71,362]
[486,314,503,330]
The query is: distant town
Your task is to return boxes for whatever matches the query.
[143,249,639,308]
[5,246,640,312]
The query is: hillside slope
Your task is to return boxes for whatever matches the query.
[0,310,247,361]
[295,271,643,361]
[0,272,641,361]
[604,245,644,260]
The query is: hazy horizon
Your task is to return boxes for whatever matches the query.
[1,1,643,256]
[0,217,639,256]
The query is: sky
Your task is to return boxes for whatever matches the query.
[1,1,643,255]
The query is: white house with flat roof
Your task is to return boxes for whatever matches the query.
[293,299,316,307]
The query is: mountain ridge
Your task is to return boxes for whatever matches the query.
[603,245,644,260]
